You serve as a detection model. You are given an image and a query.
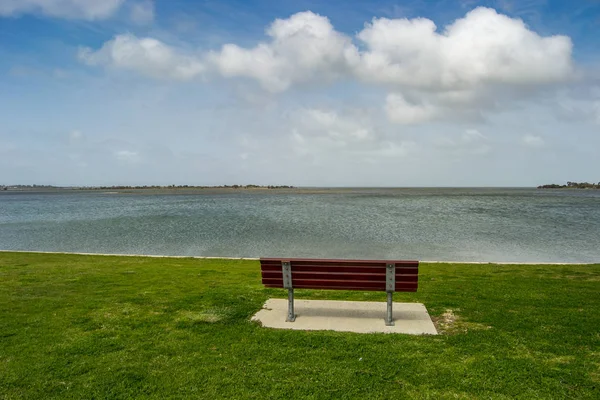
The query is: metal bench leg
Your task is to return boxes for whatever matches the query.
[286,289,296,322]
[386,292,394,326]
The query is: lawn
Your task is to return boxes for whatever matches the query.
[0,252,598,399]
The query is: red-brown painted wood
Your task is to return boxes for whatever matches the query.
[261,267,417,276]
[260,263,417,271]
[260,258,419,292]
[260,257,417,265]
[264,283,418,292]
[262,265,388,274]
[261,271,418,282]
[262,271,383,280]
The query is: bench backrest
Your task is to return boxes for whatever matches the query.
[260,258,418,292]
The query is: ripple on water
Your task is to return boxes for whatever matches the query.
[0,188,599,263]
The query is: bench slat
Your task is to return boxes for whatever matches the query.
[261,265,384,273]
[261,257,417,265]
[261,264,418,274]
[264,283,417,292]
[263,279,417,291]
[262,271,386,281]
[261,271,418,282]
[261,269,418,277]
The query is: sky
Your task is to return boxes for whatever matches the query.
[0,0,599,187]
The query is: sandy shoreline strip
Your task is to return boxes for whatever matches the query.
[0,249,259,260]
[0,249,596,265]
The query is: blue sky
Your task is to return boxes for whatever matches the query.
[1,0,599,186]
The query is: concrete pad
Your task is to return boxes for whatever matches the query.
[252,299,437,335]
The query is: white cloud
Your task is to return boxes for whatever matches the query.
[115,150,140,162]
[78,7,577,126]
[385,93,438,124]
[385,88,499,124]
[287,107,416,161]
[130,0,154,25]
[358,7,574,124]
[362,141,417,158]
[555,88,600,124]
[462,129,486,143]
[79,34,205,80]
[432,129,491,155]
[297,108,374,141]
[209,11,355,92]
[82,8,574,94]
[522,134,545,148]
[290,108,371,156]
[354,7,573,90]
[4,74,599,187]
[0,0,124,20]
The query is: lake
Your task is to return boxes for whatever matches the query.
[1,188,599,263]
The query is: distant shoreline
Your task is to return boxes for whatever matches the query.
[0,186,549,196]
[1,184,295,191]
[4,183,600,192]
[2,186,597,196]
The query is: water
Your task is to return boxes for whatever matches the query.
[1,188,599,263]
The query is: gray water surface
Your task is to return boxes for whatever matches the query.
[1,188,599,262]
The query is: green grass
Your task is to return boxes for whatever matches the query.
[1,252,599,399]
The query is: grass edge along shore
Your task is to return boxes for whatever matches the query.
[1,249,596,265]
[1,251,599,399]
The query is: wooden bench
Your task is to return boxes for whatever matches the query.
[260,258,419,326]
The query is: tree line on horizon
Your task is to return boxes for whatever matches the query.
[78,184,296,190]
[538,181,600,189]
[0,184,295,190]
